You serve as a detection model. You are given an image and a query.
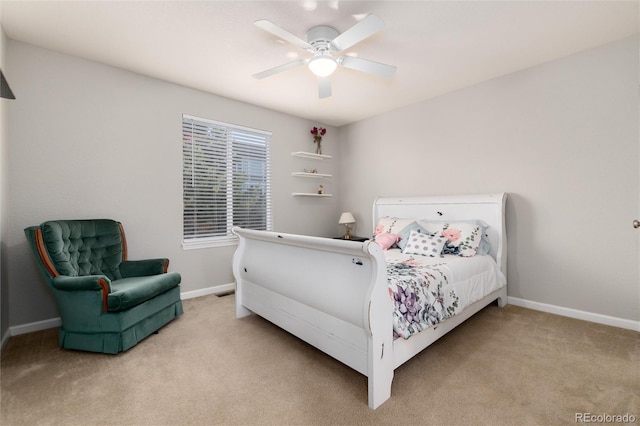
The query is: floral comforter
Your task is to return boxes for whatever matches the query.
[388,258,458,339]
[386,251,504,340]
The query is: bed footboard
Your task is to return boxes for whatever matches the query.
[232,227,394,409]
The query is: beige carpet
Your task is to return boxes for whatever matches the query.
[1,294,638,425]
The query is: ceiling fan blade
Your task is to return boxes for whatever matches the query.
[252,59,306,79]
[255,20,312,50]
[338,56,396,78]
[318,78,332,99]
[330,14,385,52]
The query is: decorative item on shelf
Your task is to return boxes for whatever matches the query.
[310,126,326,155]
[338,212,356,240]
[318,185,324,194]
[304,168,318,173]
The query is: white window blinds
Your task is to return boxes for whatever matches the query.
[182,114,272,247]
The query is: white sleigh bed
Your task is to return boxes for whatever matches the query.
[232,193,507,409]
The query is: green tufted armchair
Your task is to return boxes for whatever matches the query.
[24,219,184,354]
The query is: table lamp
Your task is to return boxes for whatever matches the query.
[338,212,356,240]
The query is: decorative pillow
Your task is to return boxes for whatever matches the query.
[419,221,483,257]
[396,221,432,251]
[402,230,446,257]
[375,217,416,235]
[473,221,491,256]
[374,233,400,250]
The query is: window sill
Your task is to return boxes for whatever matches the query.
[182,236,239,250]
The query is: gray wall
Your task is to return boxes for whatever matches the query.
[4,35,639,331]
[338,36,639,322]
[6,41,341,327]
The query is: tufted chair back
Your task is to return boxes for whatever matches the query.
[38,219,127,281]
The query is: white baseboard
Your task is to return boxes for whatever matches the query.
[5,288,636,340]
[10,317,61,337]
[181,282,235,300]
[508,296,640,332]
[7,283,236,338]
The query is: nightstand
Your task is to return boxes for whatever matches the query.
[333,236,369,242]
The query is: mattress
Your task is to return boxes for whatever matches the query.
[384,249,506,339]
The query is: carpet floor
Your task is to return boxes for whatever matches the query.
[1,294,638,425]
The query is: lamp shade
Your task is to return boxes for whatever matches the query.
[338,212,356,224]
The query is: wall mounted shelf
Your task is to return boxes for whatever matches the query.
[291,152,332,160]
[292,172,332,179]
[291,151,332,197]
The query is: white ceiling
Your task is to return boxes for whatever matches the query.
[1,1,638,127]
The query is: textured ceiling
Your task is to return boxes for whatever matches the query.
[1,1,638,126]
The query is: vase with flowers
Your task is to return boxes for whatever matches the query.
[310,126,326,155]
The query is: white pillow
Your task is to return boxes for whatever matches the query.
[402,230,446,257]
[376,217,415,235]
[396,221,430,251]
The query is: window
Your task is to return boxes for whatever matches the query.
[182,114,272,248]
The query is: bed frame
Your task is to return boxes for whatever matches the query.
[232,193,507,409]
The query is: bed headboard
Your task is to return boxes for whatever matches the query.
[372,193,507,276]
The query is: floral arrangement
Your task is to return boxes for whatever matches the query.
[310,126,326,154]
[310,126,327,138]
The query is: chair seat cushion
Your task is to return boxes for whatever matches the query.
[108,272,181,312]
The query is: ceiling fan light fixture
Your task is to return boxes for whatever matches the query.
[308,55,337,77]
[254,15,394,97]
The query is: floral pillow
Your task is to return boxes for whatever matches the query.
[375,217,415,249]
[420,221,483,257]
[375,217,416,235]
[421,219,491,255]
[402,230,446,257]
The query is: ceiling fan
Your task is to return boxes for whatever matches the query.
[252,14,396,99]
